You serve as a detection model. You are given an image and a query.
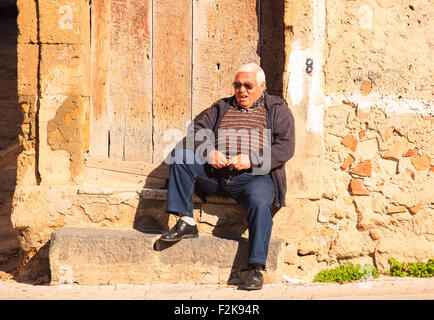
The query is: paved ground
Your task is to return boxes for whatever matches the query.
[0,275,433,300]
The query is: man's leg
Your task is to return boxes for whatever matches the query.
[225,173,275,289]
[161,149,220,241]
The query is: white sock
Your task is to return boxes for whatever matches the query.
[180,215,196,226]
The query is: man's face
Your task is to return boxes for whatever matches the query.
[233,71,264,109]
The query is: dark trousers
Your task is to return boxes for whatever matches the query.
[166,149,275,267]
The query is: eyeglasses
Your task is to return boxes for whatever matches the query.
[233,81,255,90]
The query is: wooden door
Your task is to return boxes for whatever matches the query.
[90,0,260,165]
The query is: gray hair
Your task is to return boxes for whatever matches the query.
[235,63,266,85]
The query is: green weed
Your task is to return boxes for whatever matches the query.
[388,257,434,278]
[313,263,379,283]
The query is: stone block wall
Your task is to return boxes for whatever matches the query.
[12,0,433,282]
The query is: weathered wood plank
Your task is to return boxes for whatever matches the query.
[192,0,260,117]
[90,0,110,158]
[109,0,153,161]
[152,0,192,164]
[85,156,170,179]
[85,166,167,190]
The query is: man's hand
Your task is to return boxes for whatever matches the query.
[229,154,251,171]
[208,150,229,169]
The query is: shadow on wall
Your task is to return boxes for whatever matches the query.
[0,4,21,277]
[258,0,285,97]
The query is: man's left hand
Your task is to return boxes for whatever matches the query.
[229,154,251,171]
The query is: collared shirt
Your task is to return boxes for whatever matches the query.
[232,94,265,112]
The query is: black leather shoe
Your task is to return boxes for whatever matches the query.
[159,219,198,242]
[245,265,264,290]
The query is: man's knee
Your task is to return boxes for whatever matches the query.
[172,149,197,165]
[244,183,274,209]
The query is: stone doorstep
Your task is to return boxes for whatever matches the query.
[49,227,284,286]
[78,186,237,205]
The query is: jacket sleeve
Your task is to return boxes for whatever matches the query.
[192,104,218,159]
[250,101,295,172]
[271,102,295,169]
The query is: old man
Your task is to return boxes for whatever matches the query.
[159,63,295,290]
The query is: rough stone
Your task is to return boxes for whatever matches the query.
[17,0,38,44]
[38,0,90,44]
[355,139,378,161]
[17,44,39,97]
[354,197,391,231]
[49,227,285,285]
[369,230,381,241]
[373,156,397,176]
[375,232,434,273]
[297,237,323,256]
[382,138,408,161]
[331,226,375,260]
[413,207,434,235]
[282,244,298,265]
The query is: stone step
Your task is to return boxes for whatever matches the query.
[49,227,285,286]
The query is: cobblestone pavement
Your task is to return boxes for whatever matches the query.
[0,276,433,300]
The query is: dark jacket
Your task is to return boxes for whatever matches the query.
[193,91,295,208]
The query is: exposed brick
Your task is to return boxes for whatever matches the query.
[410,155,431,171]
[409,205,422,215]
[350,160,372,177]
[429,166,434,173]
[349,178,370,196]
[361,80,371,95]
[388,205,407,214]
[342,134,358,152]
[403,148,418,157]
[359,129,366,139]
[340,155,355,170]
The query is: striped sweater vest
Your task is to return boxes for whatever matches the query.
[215,102,268,158]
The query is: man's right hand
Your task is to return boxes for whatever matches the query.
[208,150,229,169]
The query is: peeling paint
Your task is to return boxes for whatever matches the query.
[325,92,434,115]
